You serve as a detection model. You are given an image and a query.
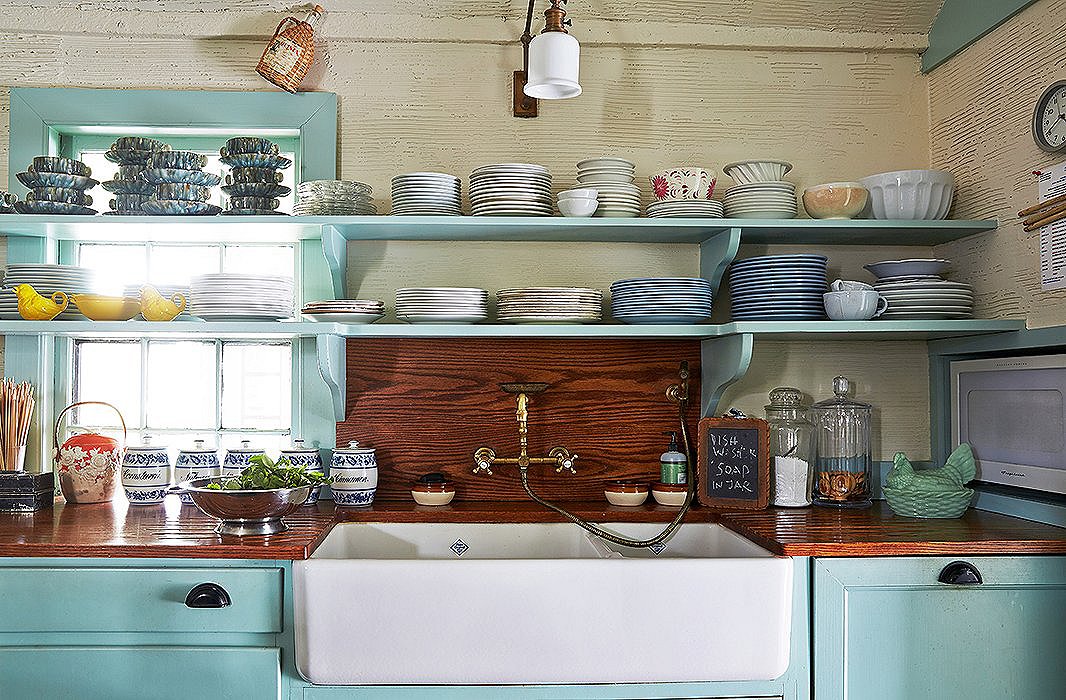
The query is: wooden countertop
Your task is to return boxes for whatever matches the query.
[0,497,1063,559]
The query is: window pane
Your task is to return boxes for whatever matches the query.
[78,244,148,295]
[73,342,141,428]
[223,246,296,278]
[148,246,222,287]
[221,343,291,430]
[145,341,217,430]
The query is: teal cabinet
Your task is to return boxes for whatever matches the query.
[813,556,1066,700]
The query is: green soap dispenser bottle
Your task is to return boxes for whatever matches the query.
[660,431,687,485]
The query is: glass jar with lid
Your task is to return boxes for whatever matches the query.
[810,376,873,508]
[764,387,814,507]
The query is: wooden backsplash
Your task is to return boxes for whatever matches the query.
[338,339,701,502]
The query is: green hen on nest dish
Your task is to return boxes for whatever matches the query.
[882,443,976,519]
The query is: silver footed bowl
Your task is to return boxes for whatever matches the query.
[181,477,310,537]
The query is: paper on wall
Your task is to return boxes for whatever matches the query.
[1038,161,1066,290]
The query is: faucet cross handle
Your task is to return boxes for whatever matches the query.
[549,447,578,475]
[473,447,496,475]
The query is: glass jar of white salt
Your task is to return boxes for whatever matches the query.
[764,387,814,507]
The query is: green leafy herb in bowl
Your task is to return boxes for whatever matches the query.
[206,454,332,490]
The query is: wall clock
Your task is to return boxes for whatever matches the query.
[1033,80,1066,153]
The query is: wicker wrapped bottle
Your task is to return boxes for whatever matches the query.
[256,5,325,93]
[810,376,873,508]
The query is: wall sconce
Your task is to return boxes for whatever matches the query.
[514,0,582,118]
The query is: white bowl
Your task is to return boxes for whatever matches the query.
[558,188,598,200]
[859,169,954,220]
[723,160,793,185]
[559,197,598,217]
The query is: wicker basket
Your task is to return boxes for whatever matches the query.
[882,486,974,519]
[256,11,319,93]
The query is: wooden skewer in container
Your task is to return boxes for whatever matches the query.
[0,380,35,471]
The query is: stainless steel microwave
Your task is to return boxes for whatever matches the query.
[951,354,1066,495]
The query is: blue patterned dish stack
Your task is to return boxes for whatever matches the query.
[329,440,378,507]
[14,157,99,215]
[102,137,169,215]
[220,137,291,215]
[281,439,325,506]
[174,439,221,504]
[727,254,829,321]
[142,149,223,216]
[610,277,713,324]
[121,435,171,506]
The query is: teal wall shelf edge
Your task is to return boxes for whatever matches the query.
[923,0,1040,72]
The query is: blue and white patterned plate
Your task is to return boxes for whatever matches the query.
[221,208,288,216]
[106,147,164,165]
[102,210,147,216]
[140,168,222,187]
[141,199,222,216]
[220,153,292,169]
[16,171,98,190]
[13,201,97,215]
[102,179,154,195]
[221,183,292,198]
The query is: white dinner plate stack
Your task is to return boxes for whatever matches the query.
[728,254,828,321]
[294,180,376,216]
[723,181,797,219]
[469,164,553,216]
[576,158,641,217]
[864,258,974,320]
[301,299,385,324]
[189,273,295,321]
[610,278,713,324]
[395,288,488,324]
[1,264,101,320]
[496,287,603,324]
[391,172,462,216]
[645,199,724,219]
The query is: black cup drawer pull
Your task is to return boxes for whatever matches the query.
[185,582,232,608]
[938,561,983,585]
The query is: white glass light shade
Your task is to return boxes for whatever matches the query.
[524,32,581,99]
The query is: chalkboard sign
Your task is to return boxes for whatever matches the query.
[696,416,770,509]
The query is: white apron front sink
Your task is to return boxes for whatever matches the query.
[294,522,792,685]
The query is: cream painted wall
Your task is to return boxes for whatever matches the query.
[930,0,1066,328]
[0,1,941,459]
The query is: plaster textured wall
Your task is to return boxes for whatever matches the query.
[0,0,941,458]
[930,0,1066,328]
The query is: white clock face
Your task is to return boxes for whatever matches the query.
[1036,83,1066,152]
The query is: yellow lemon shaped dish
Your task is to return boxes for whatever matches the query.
[70,294,141,321]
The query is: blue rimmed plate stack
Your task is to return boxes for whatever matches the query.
[610,277,713,324]
[14,157,99,215]
[728,254,829,321]
[220,137,292,216]
[142,150,222,216]
[101,137,169,215]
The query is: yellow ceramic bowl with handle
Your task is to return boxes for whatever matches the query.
[70,294,141,321]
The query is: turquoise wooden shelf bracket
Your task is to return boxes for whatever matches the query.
[700,227,742,294]
[700,333,753,417]
[320,224,346,299]
[315,333,346,422]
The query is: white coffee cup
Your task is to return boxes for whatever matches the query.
[823,290,888,320]
[831,279,875,292]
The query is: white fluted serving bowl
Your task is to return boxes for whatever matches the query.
[859,169,954,220]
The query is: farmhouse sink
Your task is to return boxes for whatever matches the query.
[294,522,793,685]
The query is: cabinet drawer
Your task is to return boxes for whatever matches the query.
[0,646,280,699]
[0,566,282,634]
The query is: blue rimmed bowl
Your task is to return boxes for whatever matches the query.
[31,156,91,177]
[220,152,292,169]
[141,169,222,187]
[222,182,291,198]
[156,182,212,201]
[142,199,222,216]
[149,150,208,171]
[26,187,92,206]
[17,171,98,190]
[226,167,284,185]
[221,137,279,157]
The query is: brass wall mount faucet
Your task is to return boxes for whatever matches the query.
[472,382,577,476]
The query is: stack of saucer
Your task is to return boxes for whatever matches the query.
[102,137,168,215]
[576,158,640,217]
[220,138,292,216]
[391,172,462,216]
[723,181,797,219]
[301,299,385,324]
[142,151,222,216]
[610,278,713,324]
[395,288,488,323]
[1,264,101,320]
[865,259,973,320]
[295,180,376,216]
[469,164,553,216]
[496,287,603,324]
[189,273,294,321]
[15,157,99,215]
[646,200,724,218]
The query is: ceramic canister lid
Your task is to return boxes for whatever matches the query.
[179,439,217,454]
[281,438,318,454]
[334,439,375,454]
[227,439,263,454]
[125,434,167,452]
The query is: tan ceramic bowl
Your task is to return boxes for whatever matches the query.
[651,482,688,506]
[411,482,456,506]
[802,182,869,220]
[70,294,141,321]
[604,481,649,507]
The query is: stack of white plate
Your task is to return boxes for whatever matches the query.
[646,200,724,218]
[391,172,462,216]
[395,288,488,324]
[1,264,101,320]
[302,299,385,324]
[189,273,295,321]
[610,278,713,324]
[576,158,640,217]
[294,180,376,216]
[469,164,553,216]
[728,254,828,321]
[496,287,603,324]
[871,277,974,320]
[723,181,797,219]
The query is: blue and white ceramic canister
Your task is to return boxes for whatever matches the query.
[223,440,265,478]
[329,440,377,508]
[175,439,221,505]
[121,435,170,506]
[281,438,324,506]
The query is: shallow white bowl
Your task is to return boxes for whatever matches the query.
[859,169,954,220]
[559,197,598,217]
[558,188,599,200]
